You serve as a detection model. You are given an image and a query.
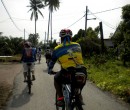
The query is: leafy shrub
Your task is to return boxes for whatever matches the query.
[86,57,130,103]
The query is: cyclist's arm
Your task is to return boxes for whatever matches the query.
[20,49,25,62]
[48,51,57,74]
[34,50,37,61]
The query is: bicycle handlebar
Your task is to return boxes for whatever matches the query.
[49,71,57,75]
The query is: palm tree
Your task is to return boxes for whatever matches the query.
[43,0,60,43]
[27,0,44,46]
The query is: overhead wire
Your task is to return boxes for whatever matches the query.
[88,9,116,30]
[52,7,122,35]
[87,7,122,30]
[1,0,123,37]
[1,0,23,32]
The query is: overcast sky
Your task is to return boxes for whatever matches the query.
[0,0,130,42]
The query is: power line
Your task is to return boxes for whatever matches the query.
[1,0,23,32]
[87,7,122,30]
[88,7,122,15]
[88,9,116,30]
[66,15,85,28]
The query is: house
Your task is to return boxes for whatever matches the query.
[104,39,114,48]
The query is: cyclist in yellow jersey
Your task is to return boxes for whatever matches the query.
[48,29,87,105]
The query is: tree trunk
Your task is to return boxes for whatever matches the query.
[47,11,51,44]
[51,11,52,43]
[34,0,36,47]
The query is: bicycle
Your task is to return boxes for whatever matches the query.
[26,63,33,94]
[46,58,51,68]
[51,67,86,110]
[37,53,41,63]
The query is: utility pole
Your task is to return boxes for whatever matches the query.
[24,28,25,42]
[85,6,88,37]
[99,22,104,53]
[51,11,52,43]
[47,11,50,44]
[44,31,46,44]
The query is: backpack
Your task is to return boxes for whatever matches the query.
[24,48,33,58]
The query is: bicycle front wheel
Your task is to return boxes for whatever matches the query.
[27,69,32,94]
[55,92,65,110]
[72,102,83,110]
[28,81,31,94]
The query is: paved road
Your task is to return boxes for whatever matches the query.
[5,57,130,110]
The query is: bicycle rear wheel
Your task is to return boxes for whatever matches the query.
[27,69,32,94]
[38,55,41,63]
[72,106,83,110]
[28,81,31,94]
[71,102,83,110]
[55,93,65,110]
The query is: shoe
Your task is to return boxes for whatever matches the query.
[32,75,35,81]
[56,97,64,107]
[77,94,85,105]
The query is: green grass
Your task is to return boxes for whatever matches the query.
[85,58,130,103]
[0,55,21,62]
[0,82,12,109]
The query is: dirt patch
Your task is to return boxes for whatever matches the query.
[0,62,22,109]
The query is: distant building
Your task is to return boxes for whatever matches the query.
[104,39,114,48]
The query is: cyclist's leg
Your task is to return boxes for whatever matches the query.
[54,71,63,97]
[76,79,86,105]
[23,63,28,82]
[54,71,64,106]
[45,55,47,63]
[30,62,36,80]
[76,67,87,105]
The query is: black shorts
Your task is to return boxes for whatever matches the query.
[45,54,52,59]
[54,67,87,87]
[54,70,70,84]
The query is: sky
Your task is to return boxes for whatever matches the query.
[0,0,130,42]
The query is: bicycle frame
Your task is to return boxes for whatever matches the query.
[46,58,51,67]
[56,75,84,110]
[37,53,41,63]
[62,84,71,109]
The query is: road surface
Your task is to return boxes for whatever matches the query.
[5,57,130,110]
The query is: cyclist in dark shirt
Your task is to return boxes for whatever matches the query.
[21,41,37,82]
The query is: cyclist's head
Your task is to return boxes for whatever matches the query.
[20,40,25,47]
[59,29,72,43]
[24,41,31,48]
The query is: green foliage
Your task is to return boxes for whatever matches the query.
[43,0,60,12]
[0,36,23,56]
[86,57,130,102]
[111,4,130,65]
[28,33,39,46]
[72,29,85,41]
[27,0,44,21]
[72,27,101,57]
[50,39,58,49]
[77,37,101,57]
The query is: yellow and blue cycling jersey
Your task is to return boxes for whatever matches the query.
[49,42,84,70]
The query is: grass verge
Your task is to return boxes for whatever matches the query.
[85,58,130,103]
[0,81,12,109]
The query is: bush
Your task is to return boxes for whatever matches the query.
[85,57,130,103]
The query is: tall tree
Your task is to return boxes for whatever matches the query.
[111,4,130,65]
[43,0,60,43]
[27,0,44,46]
[28,33,39,46]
